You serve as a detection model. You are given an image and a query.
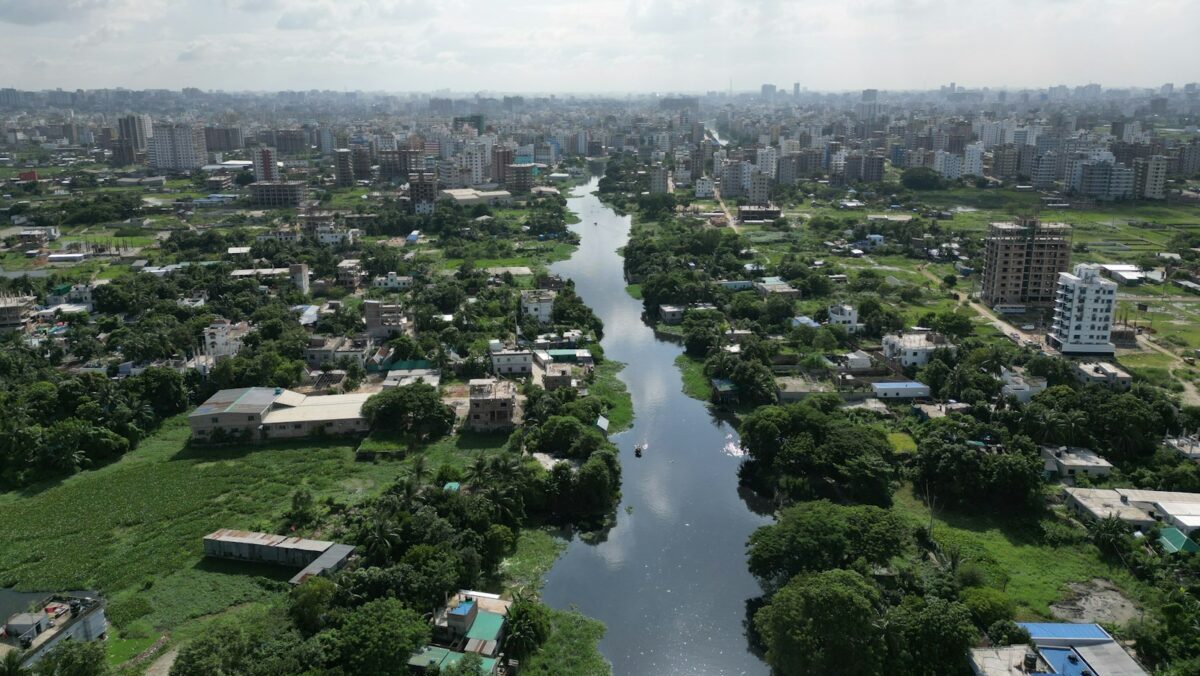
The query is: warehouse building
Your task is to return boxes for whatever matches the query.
[203,529,354,585]
[188,387,370,441]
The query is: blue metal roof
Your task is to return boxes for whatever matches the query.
[1019,623,1110,641]
[1039,647,1091,676]
[874,381,928,389]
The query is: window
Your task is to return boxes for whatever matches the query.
[211,417,219,423]
[247,415,255,421]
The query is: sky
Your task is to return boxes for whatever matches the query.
[0,0,1197,93]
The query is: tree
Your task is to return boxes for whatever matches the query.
[333,599,430,674]
[289,576,336,635]
[440,653,484,676]
[885,596,977,675]
[504,593,552,660]
[362,383,455,440]
[900,167,944,191]
[34,641,110,676]
[755,569,886,676]
[1,652,28,676]
[959,587,1015,628]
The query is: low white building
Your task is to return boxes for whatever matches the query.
[490,348,534,376]
[204,319,253,359]
[1000,366,1047,403]
[826,304,862,333]
[1041,445,1114,481]
[373,272,414,290]
[871,381,931,399]
[1073,361,1132,391]
[882,332,956,367]
[520,289,557,324]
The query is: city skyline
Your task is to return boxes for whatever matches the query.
[1,0,1197,92]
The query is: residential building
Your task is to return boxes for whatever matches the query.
[249,180,305,207]
[999,366,1047,403]
[490,348,533,376]
[932,150,962,180]
[1064,487,1200,536]
[1073,361,1132,390]
[1041,446,1114,482]
[826,304,861,333]
[746,170,771,205]
[148,123,206,171]
[754,276,800,299]
[0,295,35,332]
[694,176,715,198]
[981,219,1072,308]
[504,163,534,193]
[251,146,278,182]
[1133,155,1167,200]
[203,126,244,152]
[970,623,1147,676]
[117,113,152,152]
[351,147,372,181]
[2,595,107,669]
[336,259,363,287]
[963,143,983,177]
[882,331,956,367]
[373,272,413,290]
[290,264,310,295]
[467,378,517,431]
[304,334,375,368]
[203,319,252,359]
[520,289,557,323]
[333,148,354,187]
[409,171,438,214]
[1049,264,1116,355]
[649,163,672,194]
[872,381,931,399]
[1068,156,1134,200]
[188,387,372,441]
[363,300,409,339]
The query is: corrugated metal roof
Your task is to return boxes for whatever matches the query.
[1019,622,1110,641]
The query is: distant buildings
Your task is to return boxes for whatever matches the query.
[981,218,1072,309]
[1048,264,1116,355]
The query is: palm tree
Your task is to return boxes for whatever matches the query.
[360,514,403,566]
[0,651,28,676]
[407,455,430,486]
[465,453,491,486]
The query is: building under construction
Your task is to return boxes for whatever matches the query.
[981,218,1072,309]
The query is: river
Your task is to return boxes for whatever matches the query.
[542,177,771,675]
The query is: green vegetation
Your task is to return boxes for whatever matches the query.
[588,361,633,433]
[887,432,917,455]
[674,354,711,401]
[500,528,568,594]
[624,283,642,299]
[521,608,611,676]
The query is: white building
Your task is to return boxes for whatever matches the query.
[148,123,207,172]
[520,289,557,324]
[1049,264,1116,355]
[649,163,672,194]
[747,170,771,205]
[932,150,962,180]
[694,176,715,198]
[1000,366,1047,403]
[490,348,534,376]
[204,319,253,359]
[882,332,956,367]
[463,145,488,186]
[756,146,778,180]
[373,272,413,290]
[963,143,983,177]
[252,147,278,182]
[826,304,862,333]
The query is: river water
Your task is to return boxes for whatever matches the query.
[543,177,771,675]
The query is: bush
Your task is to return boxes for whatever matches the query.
[960,587,1015,628]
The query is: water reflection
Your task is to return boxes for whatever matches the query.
[540,178,771,676]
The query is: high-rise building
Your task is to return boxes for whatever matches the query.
[290,264,310,295]
[963,143,984,177]
[649,163,672,194]
[204,127,244,152]
[932,150,962,180]
[760,84,777,99]
[861,154,885,183]
[1068,157,1133,201]
[747,171,771,205]
[408,171,438,214]
[111,138,137,167]
[148,123,206,171]
[252,147,278,182]
[351,147,372,182]
[334,149,354,187]
[756,146,778,180]
[505,163,534,194]
[719,160,745,198]
[1048,264,1116,355]
[463,144,487,185]
[118,114,152,152]
[1133,155,1167,200]
[491,146,515,182]
[981,218,1073,308]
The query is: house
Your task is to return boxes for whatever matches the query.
[826,304,862,333]
[336,259,363,287]
[373,272,414,290]
[970,623,1147,676]
[203,319,253,359]
[1040,446,1114,482]
[188,387,371,441]
[871,381,931,399]
[716,279,755,291]
[754,276,801,299]
[1073,361,1132,391]
[711,378,739,403]
[1000,366,1047,403]
[882,332,956,367]
[791,316,821,329]
[842,350,873,371]
[363,300,410,339]
[305,334,375,368]
[383,368,441,390]
[0,295,35,332]
[520,289,557,324]
[658,304,685,324]
[467,378,518,431]
[202,529,353,585]
[410,590,511,674]
[490,347,533,376]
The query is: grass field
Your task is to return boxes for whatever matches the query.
[499,528,568,595]
[590,361,634,433]
[893,485,1144,619]
[674,354,711,402]
[521,608,611,676]
[356,428,511,469]
[886,432,917,455]
[625,283,642,300]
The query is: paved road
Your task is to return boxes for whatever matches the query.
[713,187,740,232]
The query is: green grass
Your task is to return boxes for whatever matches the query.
[105,635,158,666]
[674,354,711,402]
[520,608,611,676]
[893,485,1143,619]
[500,528,568,595]
[590,361,633,433]
[624,284,643,300]
[0,417,405,639]
[887,432,917,455]
[356,430,511,471]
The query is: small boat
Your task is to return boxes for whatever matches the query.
[634,445,643,458]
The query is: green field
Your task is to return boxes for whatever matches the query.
[674,354,711,402]
[893,486,1144,619]
[589,361,634,433]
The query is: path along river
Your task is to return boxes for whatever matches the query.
[542,177,771,675]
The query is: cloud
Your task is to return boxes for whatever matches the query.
[276,4,331,29]
[177,41,209,62]
[0,0,108,25]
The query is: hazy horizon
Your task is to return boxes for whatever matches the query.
[1,0,1197,93]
